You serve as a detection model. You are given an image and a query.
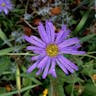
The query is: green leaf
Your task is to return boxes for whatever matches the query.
[57,69,83,84]
[0,28,12,46]
[0,87,6,94]
[49,77,65,96]
[80,34,96,43]
[0,46,20,55]
[22,78,32,87]
[82,60,94,76]
[82,84,96,96]
[0,56,11,75]
[21,73,41,85]
[65,84,73,96]
[0,28,7,41]
[23,91,30,96]
[64,74,83,84]
[73,10,90,35]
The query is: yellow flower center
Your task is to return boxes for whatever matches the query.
[1,3,6,6]
[46,44,58,57]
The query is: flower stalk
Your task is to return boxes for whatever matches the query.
[16,64,21,96]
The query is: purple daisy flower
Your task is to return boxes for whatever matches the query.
[0,0,13,14]
[24,21,85,79]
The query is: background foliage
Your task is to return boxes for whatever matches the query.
[0,0,96,96]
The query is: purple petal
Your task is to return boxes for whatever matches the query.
[0,8,2,12]
[33,50,46,55]
[36,57,50,76]
[42,58,51,79]
[58,55,75,73]
[26,46,44,51]
[66,44,81,50]
[55,30,64,43]
[7,3,13,10]
[31,55,40,60]
[60,29,70,42]
[58,37,80,49]
[5,0,11,4]
[56,58,69,74]
[61,25,70,39]
[45,21,51,43]
[49,59,57,78]
[38,23,49,43]
[60,49,86,55]
[55,25,70,43]
[59,44,82,53]
[59,56,78,70]
[31,36,46,46]
[37,56,49,68]
[31,54,45,61]
[0,0,3,3]
[24,35,45,48]
[4,8,8,14]
[36,68,42,75]
[7,5,13,10]
[45,21,55,42]
[27,62,38,73]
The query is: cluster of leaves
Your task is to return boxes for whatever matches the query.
[0,0,96,96]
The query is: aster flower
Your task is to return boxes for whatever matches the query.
[0,0,13,14]
[24,21,85,79]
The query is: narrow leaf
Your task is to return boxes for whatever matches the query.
[74,10,90,35]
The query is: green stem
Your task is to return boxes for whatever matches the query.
[0,53,36,56]
[77,54,96,59]
[87,52,96,54]
[71,83,74,96]
[82,54,96,59]
[16,65,21,96]
[50,78,54,96]
[24,19,37,32]
[25,0,29,14]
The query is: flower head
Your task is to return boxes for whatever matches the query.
[0,0,13,14]
[24,21,85,79]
